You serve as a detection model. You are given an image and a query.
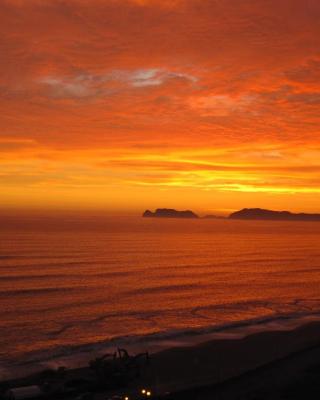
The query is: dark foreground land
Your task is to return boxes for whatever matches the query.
[2,321,320,400]
[173,336,320,400]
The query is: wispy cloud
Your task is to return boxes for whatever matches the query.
[188,94,255,116]
[40,76,97,98]
[38,69,197,99]
[113,68,197,87]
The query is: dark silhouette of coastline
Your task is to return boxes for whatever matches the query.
[143,208,199,219]
[229,208,320,221]
[142,207,320,221]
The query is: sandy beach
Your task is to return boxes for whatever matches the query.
[2,320,320,399]
[142,320,320,395]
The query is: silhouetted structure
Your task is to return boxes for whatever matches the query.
[89,348,149,388]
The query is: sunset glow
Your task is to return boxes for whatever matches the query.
[1,0,320,214]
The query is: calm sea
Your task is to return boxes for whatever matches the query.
[1,216,320,379]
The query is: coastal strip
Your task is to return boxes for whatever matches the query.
[2,321,320,399]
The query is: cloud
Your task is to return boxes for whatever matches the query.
[287,92,320,105]
[1,0,320,210]
[188,94,255,116]
[40,76,96,98]
[0,139,37,152]
[108,68,197,88]
[285,59,320,84]
[128,69,197,87]
[37,69,197,99]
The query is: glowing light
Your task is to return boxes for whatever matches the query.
[141,389,146,394]
[146,391,151,396]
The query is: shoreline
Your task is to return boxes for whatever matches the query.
[2,320,320,398]
[2,311,320,382]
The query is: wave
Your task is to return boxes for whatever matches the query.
[126,283,203,295]
[0,271,133,282]
[8,306,320,370]
[0,286,84,297]
[0,261,101,271]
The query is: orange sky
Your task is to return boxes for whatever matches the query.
[1,0,320,215]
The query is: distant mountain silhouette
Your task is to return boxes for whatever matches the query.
[229,208,320,221]
[142,208,199,219]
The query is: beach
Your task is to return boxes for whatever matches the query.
[143,320,320,396]
[2,320,320,399]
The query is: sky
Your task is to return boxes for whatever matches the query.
[1,0,320,215]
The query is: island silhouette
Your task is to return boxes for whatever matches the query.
[143,208,199,219]
[229,208,320,221]
[142,208,320,221]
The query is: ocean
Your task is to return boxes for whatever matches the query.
[1,216,320,380]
